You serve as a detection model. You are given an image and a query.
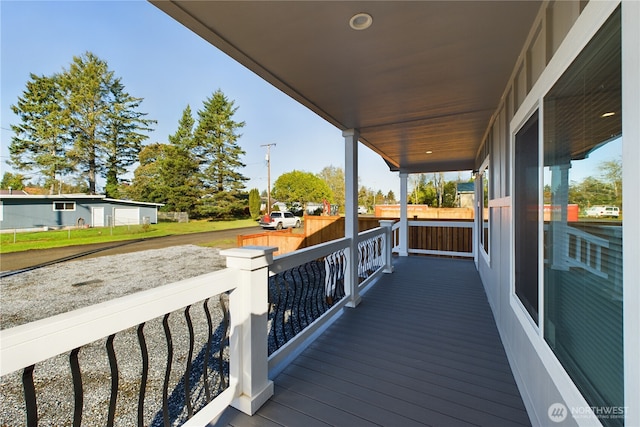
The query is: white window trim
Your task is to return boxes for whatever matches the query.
[479,156,491,264]
[52,201,76,211]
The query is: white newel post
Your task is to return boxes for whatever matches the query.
[221,246,277,415]
[343,129,361,308]
[399,172,409,256]
[379,220,395,273]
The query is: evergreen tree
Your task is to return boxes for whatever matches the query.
[126,143,201,213]
[61,52,115,194]
[10,51,155,195]
[385,190,396,204]
[194,90,247,193]
[9,73,73,194]
[103,79,155,198]
[193,90,248,218]
[249,188,261,219]
[169,106,196,151]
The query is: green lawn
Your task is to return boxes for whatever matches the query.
[0,219,258,254]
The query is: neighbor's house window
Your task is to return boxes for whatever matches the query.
[53,202,75,211]
[543,7,623,424]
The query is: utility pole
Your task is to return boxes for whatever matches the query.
[261,143,276,215]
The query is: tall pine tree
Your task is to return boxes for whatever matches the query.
[9,73,73,194]
[10,51,154,195]
[193,90,248,218]
[103,79,156,198]
[169,105,196,150]
[61,52,114,194]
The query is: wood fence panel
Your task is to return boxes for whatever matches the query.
[407,219,473,255]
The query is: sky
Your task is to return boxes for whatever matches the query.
[0,0,400,195]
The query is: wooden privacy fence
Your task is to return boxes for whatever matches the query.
[236,228,305,256]
[238,216,474,258]
[408,219,474,256]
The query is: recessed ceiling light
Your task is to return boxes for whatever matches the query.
[426,151,433,154]
[349,13,373,31]
[601,111,615,118]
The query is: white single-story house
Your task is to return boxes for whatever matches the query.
[0,194,163,232]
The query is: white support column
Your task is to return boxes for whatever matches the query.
[379,219,395,273]
[398,172,409,256]
[550,164,571,271]
[221,246,277,415]
[343,129,361,308]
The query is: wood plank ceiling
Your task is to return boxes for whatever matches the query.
[151,1,542,173]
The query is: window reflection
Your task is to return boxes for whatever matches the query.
[543,8,622,424]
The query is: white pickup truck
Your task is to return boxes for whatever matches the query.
[259,211,301,229]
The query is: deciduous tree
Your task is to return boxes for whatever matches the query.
[1,172,27,190]
[272,170,332,208]
[317,166,345,210]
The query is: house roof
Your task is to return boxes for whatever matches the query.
[150,1,542,173]
[0,194,164,207]
[0,189,29,195]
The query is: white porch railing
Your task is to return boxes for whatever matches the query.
[0,222,394,426]
[267,222,393,378]
[392,220,475,258]
[544,223,611,279]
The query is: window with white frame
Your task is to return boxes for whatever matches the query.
[543,7,623,422]
[479,160,490,257]
[53,201,75,211]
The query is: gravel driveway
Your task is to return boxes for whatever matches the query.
[1,245,230,426]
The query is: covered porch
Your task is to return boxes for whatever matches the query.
[215,255,529,427]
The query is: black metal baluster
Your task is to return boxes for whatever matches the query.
[309,260,321,317]
[335,250,346,299]
[137,323,149,427]
[293,265,302,331]
[69,347,83,427]
[299,264,311,328]
[326,254,336,304]
[22,365,37,427]
[274,275,286,349]
[183,306,194,418]
[202,299,213,401]
[219,293,230,389]
[309,261,321,320]
[162,314,172,427]
[106,334,118,427]
[284,270,297,341]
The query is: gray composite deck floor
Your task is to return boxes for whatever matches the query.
[211,256,531,427]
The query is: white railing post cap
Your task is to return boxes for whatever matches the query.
[221,246,278,270]
[379,220,395,227]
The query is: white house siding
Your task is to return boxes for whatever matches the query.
[476,1,636,426]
